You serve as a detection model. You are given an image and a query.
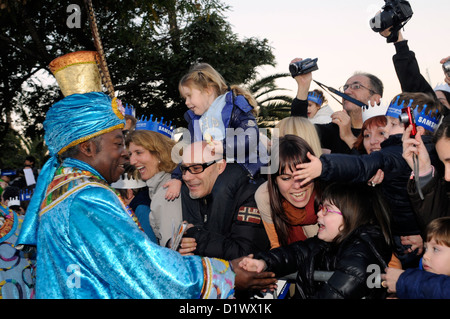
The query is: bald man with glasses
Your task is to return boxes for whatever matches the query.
[290,58,383,154]
[177,141,270,266]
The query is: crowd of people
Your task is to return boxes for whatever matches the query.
[1,23,450,300]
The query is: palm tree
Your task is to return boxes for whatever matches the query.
[247,72,293,128]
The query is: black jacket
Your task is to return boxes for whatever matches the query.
[393,40,436,98]
[407,171,450,234]
[181,164,270,260]
[319,134,437,235]
[291,98,361,154]
[255,224,392,299]
[319,134,412,234]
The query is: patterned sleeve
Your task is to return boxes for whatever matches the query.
[200,257,235,299]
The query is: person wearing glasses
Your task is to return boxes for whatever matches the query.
[290,57,383,154]
[294,92,443,269]
[239,182,393,299]
[177,140,270,265]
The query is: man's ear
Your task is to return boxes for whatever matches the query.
[216,159,227,175]
[78,140,95,157]
[369,94,382,105]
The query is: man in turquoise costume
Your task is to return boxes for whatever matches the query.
[17,51,275,299]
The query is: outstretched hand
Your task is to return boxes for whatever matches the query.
[239,254,267,273]
[295,152,322,186]
[381,267,405,294]
[231,256,277,291]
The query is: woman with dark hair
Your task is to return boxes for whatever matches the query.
[240,182,394,299]
[403,116,450,229]
[265,135,322,248]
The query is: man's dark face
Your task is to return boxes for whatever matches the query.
[90,129,128,184]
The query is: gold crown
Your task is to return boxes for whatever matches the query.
[49,51,102,96]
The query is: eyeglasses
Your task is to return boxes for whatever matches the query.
[180,161,216,175]
[318,204,342,216]
[339,82,376,95]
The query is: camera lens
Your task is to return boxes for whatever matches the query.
[443,60,450,77]
[398,113,410,124]
[289,63,300,77]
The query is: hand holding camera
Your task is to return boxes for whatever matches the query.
[289,58,318,100]
[369,0,413,43]
[441,57,450,85]
[399,106,417,137]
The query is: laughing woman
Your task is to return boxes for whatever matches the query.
[127,130,182,247]
[257,134,323,248]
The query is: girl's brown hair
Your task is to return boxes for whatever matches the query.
[320,182,392,247]
[426,217,450,247]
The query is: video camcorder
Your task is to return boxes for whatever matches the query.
[289,58,318,78]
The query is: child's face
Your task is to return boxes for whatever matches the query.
[317,200,344,242]
[422,238,450,276]
[386,116,404,135]
[180,85,215,116]
[307,101,320,118]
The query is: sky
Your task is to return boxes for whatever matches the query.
[222,0,450,111]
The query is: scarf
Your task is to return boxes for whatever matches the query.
[282,192,318,244]
[199,93,227,141]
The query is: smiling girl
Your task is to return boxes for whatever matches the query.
[240,182,393,299]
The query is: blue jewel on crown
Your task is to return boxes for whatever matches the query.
[386,96,441,132]
[386,95,407,118]
[412,103,441,133]
[124,104,136,117]
[307,91,323,106]
[20,189,33,201]
[136,114,175,139]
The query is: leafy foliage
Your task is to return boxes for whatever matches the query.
[0,0,276,168]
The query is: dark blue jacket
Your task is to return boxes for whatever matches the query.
[396,268,450,299]
[183,91,268,178]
